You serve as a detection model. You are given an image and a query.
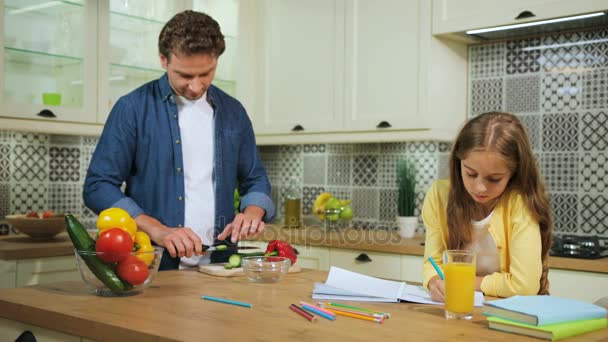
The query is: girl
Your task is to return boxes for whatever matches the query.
[422,112,553,301]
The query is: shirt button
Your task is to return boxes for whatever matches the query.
[178,224,183,228]
[177,167,182,172]
[176,139,181,144]
[173,114,177,119]
[178,196,183,201]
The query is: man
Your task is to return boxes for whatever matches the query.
[84,10,275,270]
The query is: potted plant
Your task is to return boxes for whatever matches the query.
[397,159,417,238]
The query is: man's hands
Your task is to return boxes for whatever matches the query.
[217,205,266,243]
[135,214,202,258]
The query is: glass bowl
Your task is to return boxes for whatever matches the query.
[241,256,291,283]
[74,246,163,297]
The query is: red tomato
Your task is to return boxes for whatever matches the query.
[116,255,149,285]
[42,210,54,218]
[95,228,134,263]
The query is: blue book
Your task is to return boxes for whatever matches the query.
[483,295,608,326]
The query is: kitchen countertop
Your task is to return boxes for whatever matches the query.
[0,269,605,341]
[1,226,606,274]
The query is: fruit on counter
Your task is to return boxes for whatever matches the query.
[95,228,134,263]
[24,210,55,219]
[312,192,332,220]
[65,214,130,293]
[97,207,137,238]
[312,192,354,222]
[116,254,149,285]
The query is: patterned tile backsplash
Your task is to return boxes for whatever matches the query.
[0,27,606,239]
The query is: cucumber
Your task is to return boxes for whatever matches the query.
[65,214,130,293]
[225,253,242,269]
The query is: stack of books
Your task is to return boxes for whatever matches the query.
[483,295,607,340]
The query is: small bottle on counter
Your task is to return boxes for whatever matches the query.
[284,177,302,228]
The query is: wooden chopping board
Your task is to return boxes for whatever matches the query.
[198,264,302,277]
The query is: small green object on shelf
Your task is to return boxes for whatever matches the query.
[42,92,61,106]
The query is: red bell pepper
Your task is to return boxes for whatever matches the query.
[265,240,297,265]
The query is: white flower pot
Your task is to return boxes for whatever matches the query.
[397,216,418,238]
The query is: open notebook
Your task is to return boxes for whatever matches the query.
[313,266,485,306]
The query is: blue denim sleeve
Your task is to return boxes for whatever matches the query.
[83,96,144,218]
[236,106,276,222]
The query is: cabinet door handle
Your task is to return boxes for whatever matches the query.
[291,124,304,132]
[37,109,57,118]
[355,253,372,263]
[515,11,535,20]
[376,121,391,129]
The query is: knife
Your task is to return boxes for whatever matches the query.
[202,244,261,252]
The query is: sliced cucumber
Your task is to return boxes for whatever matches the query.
[225,253,242,269]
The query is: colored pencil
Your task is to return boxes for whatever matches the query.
[202,295,252,308]
[301,305,336,321]
[322,302,391,318]
[290,304,316,322]
[299,301,336,317]
[428,256,445,280]
[319,305,386,319]
[324,308,384,323]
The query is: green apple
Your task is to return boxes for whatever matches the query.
[327,213,340,221]
[339,205,353,220]
[325,197,341,210]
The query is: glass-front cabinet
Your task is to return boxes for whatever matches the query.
[1,0,97,123]
[1,0,241,128]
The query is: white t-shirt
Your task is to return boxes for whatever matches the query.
[176,93,215,268]
[468,211,501,276]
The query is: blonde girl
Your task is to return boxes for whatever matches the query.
[422,112,553,301]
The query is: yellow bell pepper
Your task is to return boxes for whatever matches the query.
[96,207,137,238]
[134,231,154,266]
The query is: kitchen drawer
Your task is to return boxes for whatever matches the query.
[329,249,401,280]
[291,244,330,271]
[400,255,424,283]
[548,269,608,303]
[0,317,80,342]
[0,260,17,288]
[16,256,80,288]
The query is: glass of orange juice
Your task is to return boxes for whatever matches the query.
[443,250,476,320]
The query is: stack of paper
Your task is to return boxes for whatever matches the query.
[312,266,484,306]
[484,296,608,340]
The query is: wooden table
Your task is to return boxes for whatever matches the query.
[0,269,606,341]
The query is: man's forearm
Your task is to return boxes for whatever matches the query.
[134,214,170,244]
[243,205,266,221]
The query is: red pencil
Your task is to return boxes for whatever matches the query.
[290,304,317,322]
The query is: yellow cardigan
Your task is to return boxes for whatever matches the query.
[421,180,542,297]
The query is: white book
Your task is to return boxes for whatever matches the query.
[312,266,484,306]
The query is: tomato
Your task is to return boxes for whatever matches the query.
[95,228,134,263]
[97,208,137,238]
[42,210,54,218]
[134,231,154,266]
[116,255,149,285]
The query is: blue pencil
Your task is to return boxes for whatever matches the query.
[202,295,253,308]
[428,256,445,280]
[302,304,336,321]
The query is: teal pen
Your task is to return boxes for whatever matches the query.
[202,295,253,308]
[428,256,444,280]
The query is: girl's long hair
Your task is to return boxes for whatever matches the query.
[447,112,553,295]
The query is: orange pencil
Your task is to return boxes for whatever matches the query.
[324,308,384,323]
[290,304,317,322]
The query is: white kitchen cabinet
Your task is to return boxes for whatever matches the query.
[0,256,80,288]
[0,0,98,124]
[548,269,608,303]
[400,254,423,283]
[329,248,401,280]
[249,0,344,134]
[0,317,80,342]
[247,0,467,144]
[432,0,608,35]
[291,244,330,271]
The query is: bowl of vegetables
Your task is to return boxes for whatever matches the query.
[5,210,66,240]
[67,212,163,297]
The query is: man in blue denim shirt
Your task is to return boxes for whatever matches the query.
[83,11,275,270]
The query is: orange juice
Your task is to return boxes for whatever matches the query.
[444,262,475,314]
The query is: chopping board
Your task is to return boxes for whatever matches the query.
[198,264,302,277]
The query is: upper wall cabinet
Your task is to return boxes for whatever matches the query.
[245,0,467,143]
[1,0,98,123]
[432,0,608,35]
[250,0,344,134]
